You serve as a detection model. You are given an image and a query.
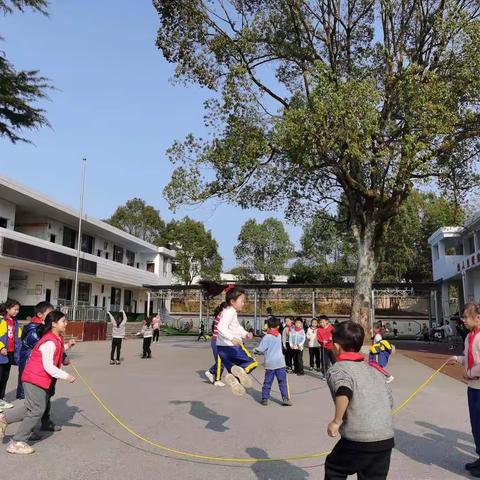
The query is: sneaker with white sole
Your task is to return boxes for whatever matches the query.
[214,381,225,387]
[0,399,14,409]
[231,366,252,389]
[386,375,395,384]
[6,440,35,455]
[0,414,7,439]
[224,373,245,396]
[204,370,214,384]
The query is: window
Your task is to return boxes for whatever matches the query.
[126,250,135,267]
[146,262,155,273]
[0,217,7,228]
[97,249,101,257]
[124,289,132,307]
[433,244,439,261]
[50,234,56,243]
[113,245,124,263]
[58,278,73,302]
[78,282,91,304]
[468,236,476,255]
[81,234,94,254]
[94,295,98,307]
[62,227,76,249]
[111,287,122,308]
[136,262,140,269]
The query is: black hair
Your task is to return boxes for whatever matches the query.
[319,315,329,322]
[332,320,364,352]
[35,301,54,315]
[267,316,280,329]
[41,310,66,336]
[294,316,303,323]
[226,287,245,305]
[145,316,153,327]
[213,302,228,318]
[198,280,245,305]
[0,298,21,316]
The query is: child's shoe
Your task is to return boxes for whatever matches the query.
[282,399,293,406]
[224,373,245,396]
[116,360,121,365]
[0,399,14,409]
[6,440,34,455]
[204,370,215,384]
[386,375,395,384]
[260,399,268,406]
[110,360,115,365]
[214,381,225,387]
[231,366,252,389]
[0,413,7,439]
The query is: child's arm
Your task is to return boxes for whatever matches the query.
[254,336,268,355]
[39,341,76,383]
[121,310,127,326]
[327,395,349,437]
[107,312,115,325]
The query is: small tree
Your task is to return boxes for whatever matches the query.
[234,218,294,282]
[156,0,480,331]
[1,0,51,143]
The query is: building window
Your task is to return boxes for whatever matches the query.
[468,236,476,255]
[136,262,140,269]
[78,282,91,304]
[124,289,132,309]
[58,278,73,303]
[146,262,155,273]
[81,234,94,254]
[433,244,439,261]
[97,249,101,257]
[113,245,124,263]
[0,217,7,228]
[126,250,135,267]
[105,252,109,260]
[111,287,122,308]
[62,227,76,249]
[50,234,56,243]
[162,259,167,276]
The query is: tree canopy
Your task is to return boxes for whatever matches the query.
[156,0,480,329]
[0,0,51,143]
[234,217,294,282]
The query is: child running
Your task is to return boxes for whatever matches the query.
[107,310,127,365]
[254,317,292,406]
[289,317,305,375]
[306,318,320,371]
[137,316,153,358]
[205,301,227,387]
[0,299,22,411]
[216,285,257,396]
[325,321,394,480]
[369,339,394,383]
[0,310,76,454]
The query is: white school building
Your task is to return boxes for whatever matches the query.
[429,212,480,322]
[0,175,175,319]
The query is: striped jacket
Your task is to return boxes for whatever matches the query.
[0,316,22,365]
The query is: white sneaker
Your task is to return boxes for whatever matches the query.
[231,365,253,389]
[0,399,13,409]
[204,370,214,384]
[6,440,35,455]
[386,375,395,384]
[214,381,225,387]
[224,373,246,396]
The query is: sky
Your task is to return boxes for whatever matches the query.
[2,0,302,269]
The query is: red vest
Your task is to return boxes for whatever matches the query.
[22,331,64,390]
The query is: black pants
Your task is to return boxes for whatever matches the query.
[325,439,392,480]
[111,338,122,361]
[197,332,207,341]
[292,349,304,374]
[284,343,293,369]
[142,337,152,357]
[0,352,14,399]
[321,348,336,373]
[309,347,320,368]
[153,329,160,342]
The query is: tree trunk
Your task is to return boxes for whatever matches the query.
[351,222,378,338]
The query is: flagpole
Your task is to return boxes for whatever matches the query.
[73,158,87,321]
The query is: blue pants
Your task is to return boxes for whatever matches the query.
[262,367,289,401]
[468,387,480,455]
[208,339,224,381]
[217,344,258,374]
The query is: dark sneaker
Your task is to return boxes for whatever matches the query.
[260,399,268,406]
[282,399,293,406]
[470,466,480,478]
[466,458,480,471]
[29,431,42,441]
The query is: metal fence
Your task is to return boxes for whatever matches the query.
[57,305,107,322]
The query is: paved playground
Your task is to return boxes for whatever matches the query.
[0,336,475,480]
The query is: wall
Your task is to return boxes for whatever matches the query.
[0,265,10,301]
[8,270,58,306]
[0,199,16,230]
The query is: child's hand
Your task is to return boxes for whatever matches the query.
[232,338,242,346]
[63,358,71,366]
[327,420,342,437]
[66,374,76,383]
[0,347,6,356]
[68,339,76,348]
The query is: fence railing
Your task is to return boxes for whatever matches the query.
[57,305,107,323]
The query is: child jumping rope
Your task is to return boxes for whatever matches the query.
[205,301,227,387]
[137,316,153,358]
[107,310,127,365]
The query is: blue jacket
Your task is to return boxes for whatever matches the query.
[18,320,43,368]
[0,316,22,365]
[255,333,286,370]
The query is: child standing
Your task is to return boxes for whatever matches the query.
[289,318,305,376]
[282,317,293,372]
[254,317,292,406]
[325,321,394,480]
[0,310,76,454]
[137,317,153,358]
[306,318,320,371]
[152,314,161,343]
[108,310,127,365]
[453,303,480,477]
[0,299,22,411]
[317,315,335,377]
[216,285,257,396]
[205,302,227,387]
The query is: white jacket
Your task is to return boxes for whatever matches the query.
[306,327,319,348]
[108,311,127,339]
[216,306,248,347]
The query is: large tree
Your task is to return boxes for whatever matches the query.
[106,198,166,243]
[164,217,222,284]
[234,217,294,282]
[156,0,480,330]
[1,0,51,143]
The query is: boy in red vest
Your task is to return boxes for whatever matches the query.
[317,315,336,378]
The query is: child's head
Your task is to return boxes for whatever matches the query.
[311,318,318,328]
[294,317,303,329]
[332,320,365,355]
[267,316,280,331]
[35,301,54,320]
[0,299,20,318]
[43,310,68,337]
[285,317,292,327]
[318,315,329,328]
[462,303,480,331]
[226,287,246,312]
[145,316,153,327]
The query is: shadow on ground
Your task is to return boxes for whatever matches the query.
[247,447,311,479]
[170,400,230,432]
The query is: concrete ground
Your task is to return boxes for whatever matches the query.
[0,336,475,480]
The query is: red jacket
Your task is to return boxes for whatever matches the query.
[317,324,334,350]
[22,331,64,390]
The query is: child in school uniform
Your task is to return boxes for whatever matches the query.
[317,315,335,377]
[205,302,227,387]
[282,317,294,372]
[369,339,394,383]
[289,317,305,375]
[136,317,153,358]
[108,310,127,365]
[254,317,292,406]
[453,303,480,477]
[306,318,321,371]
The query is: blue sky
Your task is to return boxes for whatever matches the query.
[2,0,302,268]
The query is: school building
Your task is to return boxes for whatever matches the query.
[429,212,480,322]
[0,175,175,319]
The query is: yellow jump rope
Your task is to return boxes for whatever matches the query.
[71,358,450,464]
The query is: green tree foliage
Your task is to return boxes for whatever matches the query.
[156,1,480,328]
[234,218,294,282]
[164,217,222,285]
[106,198,166,244]
[288,260,346,284]
[0,0,51,143]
